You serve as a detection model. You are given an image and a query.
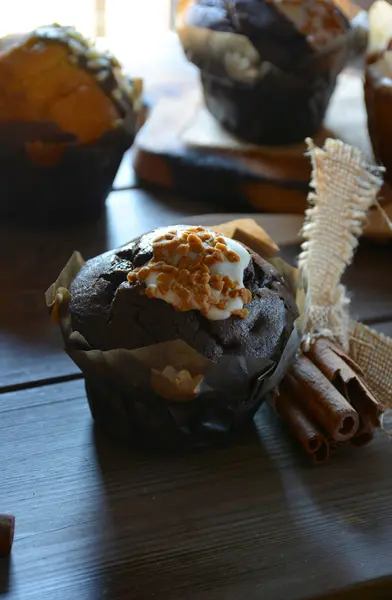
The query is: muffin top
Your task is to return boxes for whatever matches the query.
[0,24,140,144]
[69,226,298,362]
[185,0,350,71]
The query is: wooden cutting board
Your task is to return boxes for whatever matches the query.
[133,72,373,214]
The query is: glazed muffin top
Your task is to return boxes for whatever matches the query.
[185,0,350,71]
[69,226,298,362]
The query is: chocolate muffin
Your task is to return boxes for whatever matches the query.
[180,0,366,145]
[364,1,392,186]
[68,226,298,447]
[0,24,141,226]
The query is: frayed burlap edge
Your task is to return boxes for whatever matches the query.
[300,138,383,351]
[300,137,392,409]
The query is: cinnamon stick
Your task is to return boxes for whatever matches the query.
[288,356,360,442]
[275,382,329,464]
[0,514,15,557]
[306,338,382,428]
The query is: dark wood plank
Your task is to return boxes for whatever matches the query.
[1,379,392,600]
[278,240,392,325]
[1,206,392,390]
[275,241,392,324]
[344,241,392,324]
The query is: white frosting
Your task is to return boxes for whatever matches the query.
[207,238,250,319]
[144,232,251,321]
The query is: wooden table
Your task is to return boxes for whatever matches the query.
[1,167,392,600]
[2,30,392,600]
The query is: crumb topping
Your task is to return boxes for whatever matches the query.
[127,226,252,320]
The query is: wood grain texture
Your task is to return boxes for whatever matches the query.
[1,379,392,600]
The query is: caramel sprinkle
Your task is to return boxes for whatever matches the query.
[232,308,249,319]
[127,226,252,320]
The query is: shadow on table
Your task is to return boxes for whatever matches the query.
[92,399,392,600]
[257,406,392,600]
[0,297,80,389]
[92,420,290,600]
[90,405,391,600]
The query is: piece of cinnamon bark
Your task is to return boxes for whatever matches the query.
[306,338,382,428]
[275,382,330,464]
[288,356,360,442]
[0,515,15,557]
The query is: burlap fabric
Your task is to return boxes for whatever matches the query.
[350,321,392,409]
[301,138,392,409]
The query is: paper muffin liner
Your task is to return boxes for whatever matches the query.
[178,5,367,145]
[46,242,302,449]
[0,111,137,228]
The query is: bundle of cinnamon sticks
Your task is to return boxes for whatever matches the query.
[275,338,383,464]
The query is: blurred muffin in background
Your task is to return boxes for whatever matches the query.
[364,1,392,185]
[0,24,142,226]
[178,0,367,145]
